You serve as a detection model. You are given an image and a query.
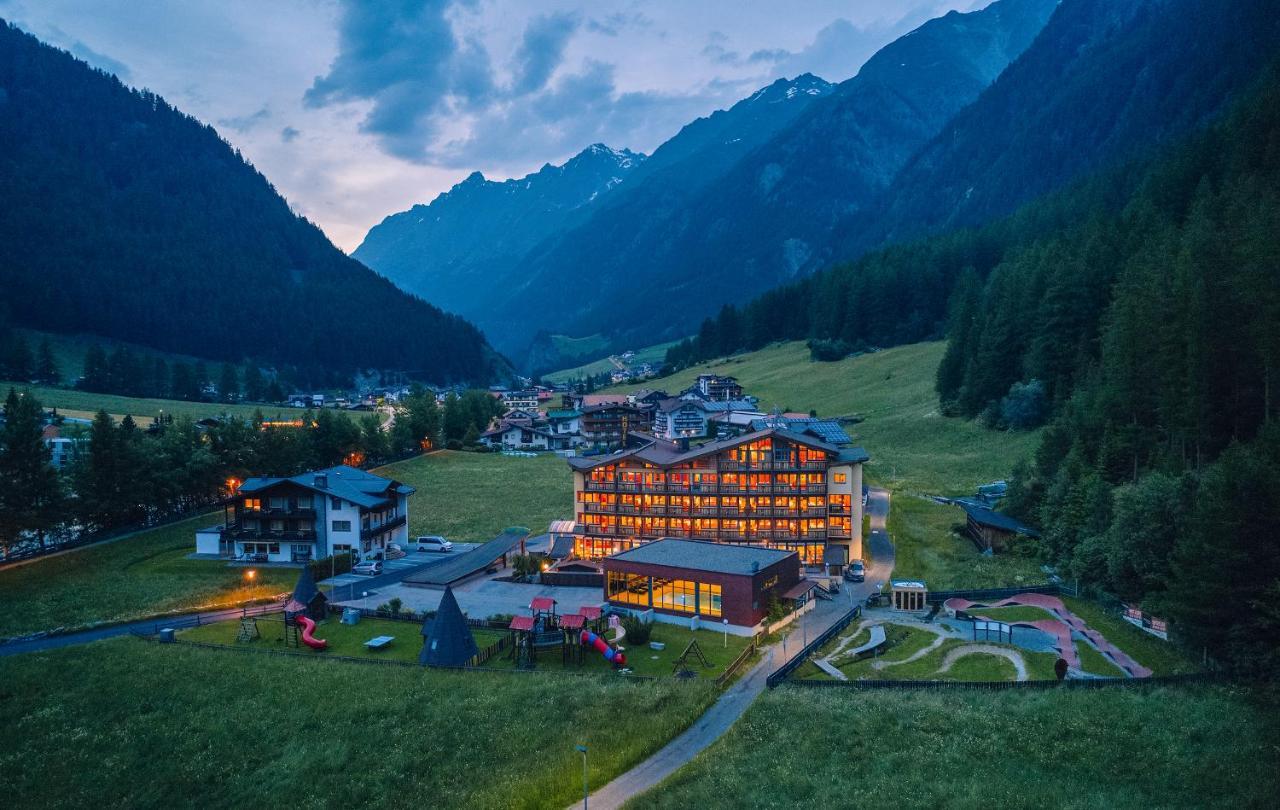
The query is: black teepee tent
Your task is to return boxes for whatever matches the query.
[284,565,328,620]
[420,585,479,667]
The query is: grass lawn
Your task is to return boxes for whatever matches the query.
[0,638,717,809]
[0,381,305,423]
[0,513,296,639]
[376,450,573,541]
[179,616,508,665]
[970,605,1058,624]
[608,341,1039,495]
[0,451,571,638]
[1075,640,1126,678]
[936,652,1017,682]
[637,685,1280,808]
[484,622,754,680]
[889,495,1046,590]
[1062,597,1196,676]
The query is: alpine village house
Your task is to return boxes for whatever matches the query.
[195,465,414,563]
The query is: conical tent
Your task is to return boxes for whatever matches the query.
[284,565,327,620]
[420,586,479,667]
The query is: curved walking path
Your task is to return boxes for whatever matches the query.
[578,487,895,809]
[937,643,1029,681]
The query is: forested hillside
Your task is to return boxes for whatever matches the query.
[354,143,645,325]
[0,22,500,385]
[940,66,1280,674]
[665,0,1280,373]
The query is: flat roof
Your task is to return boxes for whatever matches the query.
[403,530,525,588]
[606,538,795,576]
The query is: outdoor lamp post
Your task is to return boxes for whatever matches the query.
[575,744,589,809]
[722,618,729,648]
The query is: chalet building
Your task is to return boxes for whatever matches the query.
[580,403,649,447]
[500,390,540,411]
[602,538,810,634]
[546,409,583,437]
[568,428,868,568]
[195,465,413,564]
[480,422,577,451]
[962,504,1040,553]
[684,374,744,402]
[652,398,710,440]
[627,388,670,407]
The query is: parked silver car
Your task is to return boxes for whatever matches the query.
[352,560,383,576]
[414,535,454,553]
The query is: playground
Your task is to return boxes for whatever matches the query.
[490,597,755,679]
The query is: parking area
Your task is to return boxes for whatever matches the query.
[318,543,480,598]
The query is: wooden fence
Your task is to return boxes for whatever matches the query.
[715,636,759,686]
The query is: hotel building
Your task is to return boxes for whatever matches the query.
[568,428,867,569]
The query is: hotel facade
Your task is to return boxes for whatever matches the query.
[568,428,867,569]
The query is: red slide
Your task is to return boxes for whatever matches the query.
[296,615,328,650]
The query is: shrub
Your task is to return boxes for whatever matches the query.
[388,597,403,616]
[999,379,1047,429]
[446,438,463,450]
[807,338,853,362]
[621,613,653,645]
[308,551,353,581]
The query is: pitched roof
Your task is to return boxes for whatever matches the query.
[606,538,795,576]
[239,465,412,509]
[580,394,629,407]
[420,586,479,667]
[962,504,1040,537]
[750,416,851,446]
[657,397,708,413]
[567,427,846,471]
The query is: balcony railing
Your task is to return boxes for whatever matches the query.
[617,504,640,515]
[582,502,615,514]
[361,514,406,540]
[827,526,852,537]
[828,504,851,515]
[584,480,616,492]
[228,527,317,542]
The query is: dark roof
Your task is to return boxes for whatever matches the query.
[657,397,707,413]
[749,416,851,446]
[780,579,819,600]
[823,545,848,566]
[606,538,795,576]
[549,534,575,558]
[284,565,326,614]
[962,504,1040,537]
[567,427,847,472]
[402,529,527,587]
[239,465,413,509]
[420,586,479,667]
[837,446,870,464]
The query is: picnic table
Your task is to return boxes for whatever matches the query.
[364,635,395,650]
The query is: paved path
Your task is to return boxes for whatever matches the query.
[0,603,283,658]
[937,644,1029,681]
[318,543,480,599]
[581,488,895,809]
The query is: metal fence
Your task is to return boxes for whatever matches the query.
[778,671,1222,691]
[766,605,861,688]
[925,584,1062,605]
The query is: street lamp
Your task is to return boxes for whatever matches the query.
[722,618,729,648]
[575,744,589,809]
[244,569,257,586]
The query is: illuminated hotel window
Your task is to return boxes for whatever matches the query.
[698,583,722,617]
[833,473,847,484]
[607,571,650,606]
[652,578,697,613]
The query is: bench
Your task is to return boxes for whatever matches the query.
[364,635,395,650]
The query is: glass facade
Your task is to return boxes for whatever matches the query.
[606,571,724,617]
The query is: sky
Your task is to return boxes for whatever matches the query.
[1,0,978,252]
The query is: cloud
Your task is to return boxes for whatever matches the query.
[511,11,579,95]
[304,0,496,161]
[281,126,301,143]
[218,105,270,133]
[772,4,955,82]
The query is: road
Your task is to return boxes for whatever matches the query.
[0,603,283,658]
[581,488,894,809]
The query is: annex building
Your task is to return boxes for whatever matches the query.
[567,428,868,569]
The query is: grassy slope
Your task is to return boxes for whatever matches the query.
[0,451,572,637]
[0,639,716,810]
[0,513,296,638]
[543,340,680,384]
[378,450,573,541]
[0,382,305,423]
[889,494,1045,590]
[608,341,1038,495]
[638,686,1280,809]
[14,328,216,385]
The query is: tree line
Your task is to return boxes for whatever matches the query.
[0,384,504,557]
[937,66,1280,676]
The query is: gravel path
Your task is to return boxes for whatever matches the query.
[936,643,1029,681]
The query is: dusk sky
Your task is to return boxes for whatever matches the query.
[2,0,978,251]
